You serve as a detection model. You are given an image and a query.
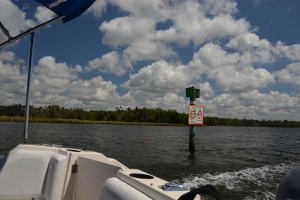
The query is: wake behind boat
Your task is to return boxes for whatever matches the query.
[1,0,298,199]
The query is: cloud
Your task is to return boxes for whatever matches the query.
[143,93,186,111]
[0,58,26,105]
[109,0,164,18]
[227,34,300,65]
[66,76,119,102]
[227,33,272,52]
[124,40,176,62]
[1,0,300,121]
[31,56,80,95]
[34,6,56,24]
[86,51,132,76]
[122,60,189,94]
[275,62,300,87]
[214,65,274,92]
[169,12,249,46]
[0,60,22,82]
[202,0,238,16]
[189,43,275,92]
[109,0,243,45]
[100,16,156,47]
[195,82,215,98]
[119,91,186,112]
[87,0,108,17]
[98,0,250,64]
[0,51,24,63]
[238,90,299,119]
[0,54,121,110]
[273,41,300,61]
[0,0,35,44]
[227,33,275,65]
[31,74,120,110]
[34,56,79,79]
[202,90,300,120]
[189,43,240,71]
[119,92,137,107]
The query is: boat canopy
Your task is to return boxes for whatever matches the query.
[0,0,96,143]
[34,0,96,23]
[0,0,96,49]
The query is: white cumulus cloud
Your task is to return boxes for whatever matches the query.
[275,62,300,86]
[34,6,56,24]
[87,51,132,76]
[0,0,35,44]
[122,60,189,94]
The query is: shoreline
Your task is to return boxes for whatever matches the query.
[1,116,299,128]
[0,116,184,126]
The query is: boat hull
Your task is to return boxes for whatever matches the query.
[0,144,200,200]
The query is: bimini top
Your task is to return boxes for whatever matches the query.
[34,0,96,23]
[0,0,96,49]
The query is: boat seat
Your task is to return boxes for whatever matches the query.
[0,149,52,199]
[44,153,68,200]
[0,149,67,200]
[100,177,152,200]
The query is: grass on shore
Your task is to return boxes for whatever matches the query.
[0,116,183,126]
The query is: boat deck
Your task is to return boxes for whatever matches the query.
[0,144,200,200]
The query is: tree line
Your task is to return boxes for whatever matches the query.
[0,104,186,125]
[0,104,299,127]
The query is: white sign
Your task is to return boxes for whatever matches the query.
[188,105,204,125]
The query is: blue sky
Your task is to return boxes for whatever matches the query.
[0,0,299,121]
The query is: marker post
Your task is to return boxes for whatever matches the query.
[186,86,200,153]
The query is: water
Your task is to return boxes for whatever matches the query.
[1,122,300,199]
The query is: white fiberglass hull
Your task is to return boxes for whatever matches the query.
[0,144,200,200]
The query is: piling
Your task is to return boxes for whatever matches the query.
[189,99,196,153]
[186,86,200,153]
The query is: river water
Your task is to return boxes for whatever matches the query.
[1,122,300,199]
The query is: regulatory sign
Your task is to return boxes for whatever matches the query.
[188,105,204,125]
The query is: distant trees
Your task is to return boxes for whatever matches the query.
[0,104,299,127]
[0,104,187,125]
[203,116,300,127]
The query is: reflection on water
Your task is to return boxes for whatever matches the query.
[0,122,300,199]
[188,153,196,160]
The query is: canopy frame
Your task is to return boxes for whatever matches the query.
[0,15,64,50]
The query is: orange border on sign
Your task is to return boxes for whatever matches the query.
[188,105,204,126]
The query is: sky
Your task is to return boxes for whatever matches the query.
[0,0,299,121]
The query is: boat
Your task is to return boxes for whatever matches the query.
[2,1,298,199]
[0,143,203,200]
[0,1,223,199]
